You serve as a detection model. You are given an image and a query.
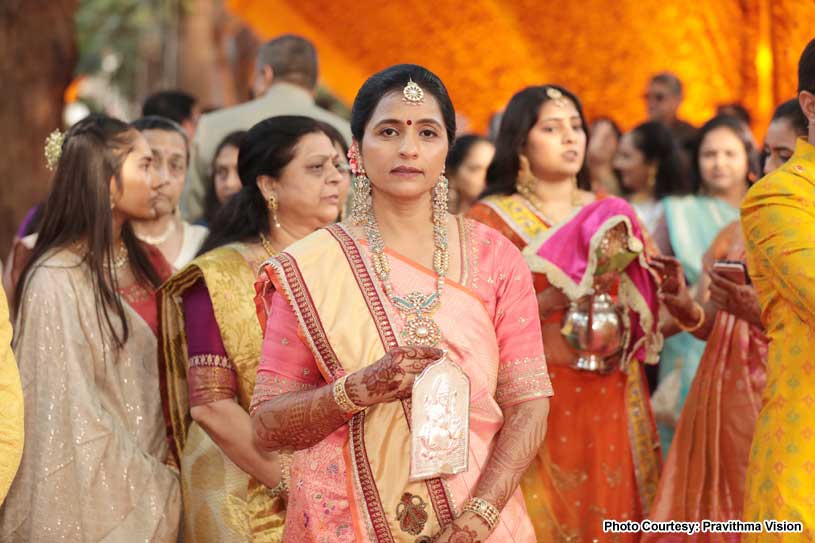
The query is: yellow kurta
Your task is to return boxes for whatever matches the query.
[741,138,815,541]
[0,286,23,504]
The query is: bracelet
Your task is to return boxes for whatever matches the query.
[266,454,291,499]
[462,497,500,531]
[333,374,365,416]
[677,301,706,332]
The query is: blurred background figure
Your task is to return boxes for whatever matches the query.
[651,114,760,453]
[762,97,809,173]
[587,117,622,196]
[182,34,351,222]
[446,134,495,214]
[645,72,697,165]
[716,102,752,131]
[202,130,247,228]
[142,90,201,141]
[132,116,209,269]
[643,96,808,543]
[613,120,691,234]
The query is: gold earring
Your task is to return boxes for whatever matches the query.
[268,193,281,228]
[647,165,657,189]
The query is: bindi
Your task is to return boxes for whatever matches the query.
[406,120,413,125]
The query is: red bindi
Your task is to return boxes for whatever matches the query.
[406,120,413,125]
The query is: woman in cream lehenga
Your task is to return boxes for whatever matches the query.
[0,114,180,541]
[249,64,553,542]
[159,116,347,541]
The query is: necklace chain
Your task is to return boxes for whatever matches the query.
[364,186,450,346]
[259,232,277,256]
[136,219,177,246]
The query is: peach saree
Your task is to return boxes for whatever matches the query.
[251,219,553,542]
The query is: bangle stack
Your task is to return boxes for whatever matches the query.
[332,374,365,417]
[462,497,500,531]
[677,301,706,332]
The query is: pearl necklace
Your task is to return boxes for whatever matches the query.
[365,202,449,347]
[136,219,177,246]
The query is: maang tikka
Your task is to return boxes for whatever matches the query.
[403,78,424,105]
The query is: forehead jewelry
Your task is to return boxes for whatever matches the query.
[546,87,568,108]
[403,78,425,105]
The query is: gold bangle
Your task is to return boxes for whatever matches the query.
[462,497,500,531]
[333,374,365,416]
[266,454,291,499]
[677,301,706,332]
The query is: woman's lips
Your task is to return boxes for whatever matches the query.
[391,166,423,178]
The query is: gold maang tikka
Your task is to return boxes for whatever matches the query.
[403,78,425,105]
[546,87,568,108]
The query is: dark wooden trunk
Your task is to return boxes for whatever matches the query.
[0,0,79,256]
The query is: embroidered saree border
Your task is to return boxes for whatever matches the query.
[327,224,457,531]
[266,253,343,380]
[624,361,661,514]
[481,195,551,243]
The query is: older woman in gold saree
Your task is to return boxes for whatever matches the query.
[159,116,346,541]
[250,65,552,543]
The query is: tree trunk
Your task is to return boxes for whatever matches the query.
[0,0,78,256]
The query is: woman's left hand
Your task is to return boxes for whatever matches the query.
[431,512,492,542]
[708,269,763,326]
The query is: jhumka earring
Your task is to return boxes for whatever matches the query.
[268,193,281,228]
[433,170,450,226]
[348,143,372,224]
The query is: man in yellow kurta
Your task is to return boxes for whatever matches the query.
[741,37,815,542]
[0,279,23,504]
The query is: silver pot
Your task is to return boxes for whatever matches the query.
[561,293,624,374]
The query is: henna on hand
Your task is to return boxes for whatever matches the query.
[253,384,349,451]
[474,397,549,511]
[446,524,482,543]
[346,346,443,406]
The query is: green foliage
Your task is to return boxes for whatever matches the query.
[75,0,186,99]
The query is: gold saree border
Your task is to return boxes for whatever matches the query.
[266,252,343,380]
[481,194,553,243]
[327,224,457,531]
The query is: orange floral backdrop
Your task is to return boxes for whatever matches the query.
[227,0,814,138]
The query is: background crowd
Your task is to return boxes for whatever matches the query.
[0,19,814,543]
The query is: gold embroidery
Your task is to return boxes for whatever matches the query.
[495,355,553,406]
[550,463,588,490]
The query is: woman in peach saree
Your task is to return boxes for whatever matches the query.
[249,65,553,543]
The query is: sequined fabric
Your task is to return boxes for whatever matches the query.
[0,249,181,542]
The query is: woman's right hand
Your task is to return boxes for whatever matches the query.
[345,346,444,407]
[650,255,699,324]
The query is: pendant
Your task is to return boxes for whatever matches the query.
[393,291,443,347]
[402,314,442,346]
[410,351,470,481]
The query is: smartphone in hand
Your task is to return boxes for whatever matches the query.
[712,260,750,285]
